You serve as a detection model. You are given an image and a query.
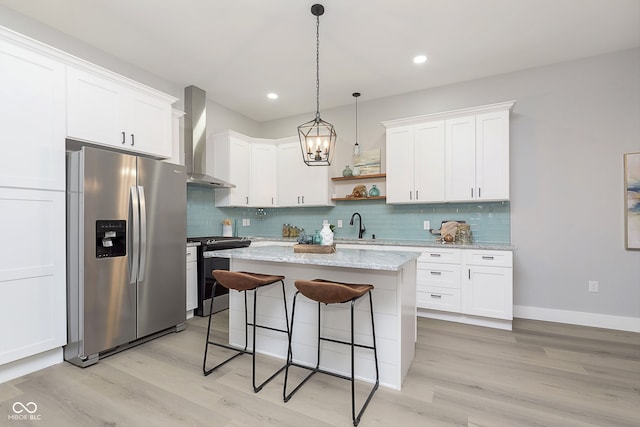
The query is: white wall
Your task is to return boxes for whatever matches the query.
[260,49,640,323]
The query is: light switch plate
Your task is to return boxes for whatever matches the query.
[423,220,430,230]
[337,220,343,228]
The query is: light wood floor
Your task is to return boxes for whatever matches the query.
[1,314,639,427]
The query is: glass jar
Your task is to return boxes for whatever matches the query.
[352,166,361,176]
[320,223,333,245]
[313,230,322,245]
[342,165,353,177]
[368,184,380,197]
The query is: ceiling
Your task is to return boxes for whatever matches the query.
[1,0,639,122]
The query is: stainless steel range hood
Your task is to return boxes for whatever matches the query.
[184,85,234,188]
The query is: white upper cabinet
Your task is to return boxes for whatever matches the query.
[0,37,66,191]
[210,132,251,207]
[384,101,515,204]
[67,66,175,158]
[475,110,510,200]
[250,142,277,207]
[385,125,415,203]
[276,140,331,207]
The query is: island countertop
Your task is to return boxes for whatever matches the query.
[206,245,420,271]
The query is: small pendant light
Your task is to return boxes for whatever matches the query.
[298,4,337,166]
[352,92,361,159]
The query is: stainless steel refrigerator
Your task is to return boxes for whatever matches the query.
[65,146,186,367]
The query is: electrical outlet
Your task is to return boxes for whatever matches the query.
[588,280,599,293]
[337,220,343,228]
[246,218,250,226]
[423,220,430,230]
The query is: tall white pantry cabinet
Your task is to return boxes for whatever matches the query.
[0,31,67,372]
[0,26,178,382]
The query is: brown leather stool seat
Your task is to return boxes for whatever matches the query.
[283,279,379,426]
[203,270,289,393]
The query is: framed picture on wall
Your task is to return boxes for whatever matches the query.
[624,152,640,250]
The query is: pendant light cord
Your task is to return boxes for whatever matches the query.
[315,14,320,121]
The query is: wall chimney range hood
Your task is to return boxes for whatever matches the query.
[184,85,234,188]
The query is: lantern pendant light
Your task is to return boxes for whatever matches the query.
[352,92,361,160]
[298,4,337,166]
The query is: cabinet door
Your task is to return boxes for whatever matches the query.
[250,143,277,207]
[0,39,65,191]
[67,66,123,147]
[213,134,250,206]
[476,110,509,200]
[128,90,172,158]
[461,265,513,320]
[0,188,66,364]
[445,116,476,201]
[300,163,330,206]
[386,125,415,203]
[277,142,306,206]
[414,121,445,202]
[186,247,198,312]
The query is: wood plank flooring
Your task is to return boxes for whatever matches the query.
[1,314,638,426]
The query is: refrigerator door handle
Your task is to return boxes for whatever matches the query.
[138,185,147,282]
[129,185,140,284]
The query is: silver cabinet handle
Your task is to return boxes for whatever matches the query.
[430,294,442,299]
[471,188,474,198]
[409,191,412,200]
[245,196,249,205]
[301,195,305,204]
[430,271,442,275]
[297,196,300,204]
[482,256,494,260]
[429,253,441,257]
[131,133,135,146]
[468,269,471,279]
[479,187,481,198]
[122,131,126,144]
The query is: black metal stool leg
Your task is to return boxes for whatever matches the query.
[251,280,289,393]
[203,282,249,376]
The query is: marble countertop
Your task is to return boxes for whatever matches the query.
[248,236,514,251]
[206,245,420,271]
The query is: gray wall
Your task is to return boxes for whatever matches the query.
[2,6,637,320]
[261,49,640,319]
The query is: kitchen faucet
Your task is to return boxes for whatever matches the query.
[349,212,366,239]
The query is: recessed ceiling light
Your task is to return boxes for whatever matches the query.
[413,55,427,64]
[267,92,278,100]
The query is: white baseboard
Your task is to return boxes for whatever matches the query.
[0,348,63,384]
[514,305,640,333]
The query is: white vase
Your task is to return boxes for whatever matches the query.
[320,223,333,245]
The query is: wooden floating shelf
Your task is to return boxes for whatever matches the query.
[331,196,386,201]
[331,173,386,181]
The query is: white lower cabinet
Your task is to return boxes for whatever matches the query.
[461,250,513,320]
[418,247,513,328]
[186,246,198,315]
[0,188,66,366]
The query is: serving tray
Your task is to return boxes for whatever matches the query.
[293,244,336,254]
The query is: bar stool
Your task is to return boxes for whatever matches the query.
[283,279,379,426]
[203,270,290,393]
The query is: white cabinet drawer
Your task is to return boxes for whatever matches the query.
[418,248,461,264]
[417,287,461,312]
[464,250,512,267]
[417,263,461,289]
[186,246,197,262]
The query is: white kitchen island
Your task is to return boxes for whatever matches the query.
[209,245,419,390]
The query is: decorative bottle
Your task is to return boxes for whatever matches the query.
[313,230,322,245]
[352,166,361,176]
[368,184,380,197]
[342,165,353,177]
[320,223,334,245]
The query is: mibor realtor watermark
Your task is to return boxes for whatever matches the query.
[8,401,42,422]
